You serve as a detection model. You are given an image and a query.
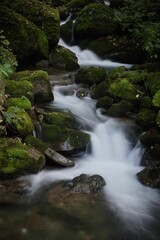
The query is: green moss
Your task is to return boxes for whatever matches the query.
[96,96,113,109]
[136,109,157,130]
[107,100,133,117]
[152,90,160,108]
[122,70,148,83]
[146,72,160,96]
[91,81,108,99]
[5,96,32,111]
[74,3,118,40]
[49,45,79,70]
[67,129,90,149]
[0,138,46,178]
[156,111,160,128]
[41,123,68,143]
[75,66,106,86]
[5,80,33,98]
[108,78,141,103]
[24,135,47,153]
[4,106,34,137]
[10,0,60,48]
[12,70,48,82]
[42,112,78,128]
[107,66,126,80]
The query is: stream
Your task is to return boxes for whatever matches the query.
[1,41,160,240]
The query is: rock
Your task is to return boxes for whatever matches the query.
[44,148,75,167]
[107,66,126,80]
[0,179,30,204]
[135,108,157,130]
[139,96,152,109]
[24,135,48,153]
[66,174,106,193]
[139,130,160,148]
[0,138,46,178]
[0,7,48,64]
[146,72,160,96]
[5,79,33,102]
[60,19,73,45]
[137,164,160,188]
[49,45,79,70]
[156,111,160,128]
[107,78,141,104]
[4,106,34,137]
[76,88,90,99]
[141,145,160,166]
[74,3,118,41]
[5,96,32,111]
[96,96,113,109]
[122,70,148,84]
[10,0,60,48]
[36,60,50,70]
[11,70,54,103]
[91,81,108,99]
[75,66,106,86]
[107,100,133,117]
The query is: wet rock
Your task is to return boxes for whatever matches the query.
[146,72,160,96]
[91,81,108,99]
[5,96,32,111]
[0,180,30,204]
[139,130,160,148]
[96,96,113,109]
[107,100,133,117]
[141,144,160,166]
[75,66,106,86]
[66,174,106,193]
[137,164,160,188]
[76,88,90,99]
[135,109,157,131]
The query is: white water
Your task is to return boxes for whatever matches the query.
[26,84,160,232]
[59,39,132,69]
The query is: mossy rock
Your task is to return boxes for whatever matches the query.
[156,111,160,128]
[67,129,90,150]
[96,96,113,109]
[0,137,45,179]
[24,135,47,153]
[41,123,68,143]
[5,96,32,111]
[91,81,108,99]
[107,100,133,117]
[107,66,126,80]
[4,106,34,137]
[152,89,160,108]
[139,130,160,148]
[42,111,78,129]
[136,108,157,130]
[0,46,17,70]
[68,0,93,13]
[74,3,118,41]
[0,7,48,64]
[75,66,106,86]
[139,96,152,109]
[137,165,160,188]
[146,72,160,96]
[10,0,60,48]
[107,78,141,104]
[49,45,79,70]
[5,80,33,101]
[60,20,73,45]
[122,70,148,84]
[11,70,53,103]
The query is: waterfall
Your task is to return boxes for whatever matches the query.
[26,84,160,233]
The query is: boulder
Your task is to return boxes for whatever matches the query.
[0,138,46,179]
[10,0,60,48]
[0,7,48,64]
[91,81,108,99]
[137,164,160,188]
[75,66,106,86]
[135,108,157,130]
[141,145,160,166]
[146,72,160,96]
[49,45,79,70]
[139,130,160,148]
[74,3,119,41]
[5,96,32,111]
[11,70,54,103]
[96,96,113,109]
[107,66,126,80]
[4,106,34,137]
[107,100,133,117]
[122,70,148,84]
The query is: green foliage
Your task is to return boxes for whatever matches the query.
[115,0,160,60]
[152,90,160,108]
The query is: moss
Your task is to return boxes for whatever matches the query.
[74,3,118,41]
[67,129,90,149]
[42,111,78,128]
[49,45,79,70]
[5,80,33,99]
[107,66,126,80]
[91,81,108,99]
[4,106,34,137]
[75,66,106,86]
[140,96,152,109]
[0,7,48,63]
[41,123,68,143]
[5,96,32,111]
[10,70,53,103]
[107,100,133,117]
[108,78,141,104]
[156,111,160,128]
[136,108,157,130]
[152,90,160,108]
[96,96,113,109]
[10,0,60,48]
[146,72,160,96]
[122,70,148,84]
[0,138,46,178]
[0,46,17,69]
[24,135,47,153]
